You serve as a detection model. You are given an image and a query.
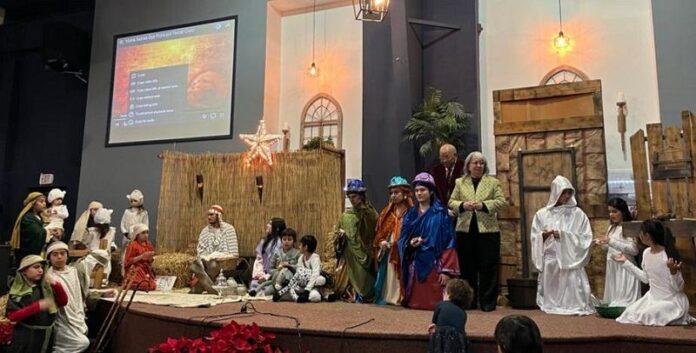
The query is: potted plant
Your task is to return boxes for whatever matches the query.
[402,87,470,161]
[302,136,335,150]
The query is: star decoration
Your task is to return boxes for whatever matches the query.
[239,120,283,166]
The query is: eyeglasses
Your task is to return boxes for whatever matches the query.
[207,213,217,216]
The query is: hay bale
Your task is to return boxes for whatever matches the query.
[152,253,196,288]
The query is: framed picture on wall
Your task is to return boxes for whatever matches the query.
[105,16,238,147]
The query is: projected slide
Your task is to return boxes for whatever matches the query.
[106,17,237,146]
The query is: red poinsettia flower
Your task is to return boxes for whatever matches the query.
[0,321,13,346]
[149,320,286,353]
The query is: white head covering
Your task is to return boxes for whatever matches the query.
[127,189,144,205]
[19,255,46,271]
[131,223,149,238]
[45,219,64,231]
[94,208,113,225]
[46,241,69,257]
[48,189,66,203]
[89,201,103,210]
[89,249,110,265]
[546,175,577,208]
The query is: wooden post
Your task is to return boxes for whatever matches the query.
[630,130,652,219]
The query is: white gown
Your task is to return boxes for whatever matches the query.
[83,226,116,283]
[49,266,90,352]
[616,248,694,326]
[531,176,595,316]
[601,225,641,306]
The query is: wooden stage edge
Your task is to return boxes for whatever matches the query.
[100,299,696,353]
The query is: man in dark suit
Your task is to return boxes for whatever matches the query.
[429,144,464,204]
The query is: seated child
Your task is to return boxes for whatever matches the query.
[494,315,543,353]
[427,279,473,353]
[253,228,300,297]
[123,223,157,291]
[77,249,110,288]
[6,254,68,353]
[46,241,90,353]
[615,219,695,326]
[273,235,326,303]
[43,219,65,251]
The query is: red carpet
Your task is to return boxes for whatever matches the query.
[104,301,696,353]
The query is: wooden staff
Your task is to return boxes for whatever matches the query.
[90,269,136,353]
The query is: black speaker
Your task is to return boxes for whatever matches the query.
[42,22,91,74]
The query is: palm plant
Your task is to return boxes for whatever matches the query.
[402,87,470,157]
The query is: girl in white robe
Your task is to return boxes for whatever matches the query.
[594,197,641,306]
[615,219,694,326]
[530,175,595,315]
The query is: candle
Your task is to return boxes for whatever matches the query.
[617,91,625,103]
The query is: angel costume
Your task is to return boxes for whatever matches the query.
[530,176,594,315]
[616,248,694,326]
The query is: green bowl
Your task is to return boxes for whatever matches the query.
[596,305,626,319]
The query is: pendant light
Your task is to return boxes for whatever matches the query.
[308,0,319,77]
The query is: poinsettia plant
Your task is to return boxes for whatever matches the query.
[148,320,288,353]
[0,320,12,346]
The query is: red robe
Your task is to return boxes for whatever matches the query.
[124,240,157,290]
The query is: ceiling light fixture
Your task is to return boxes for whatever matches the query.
[353,0,390,23]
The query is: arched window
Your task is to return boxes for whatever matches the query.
[300,93,343,148]
[540,65,589,86]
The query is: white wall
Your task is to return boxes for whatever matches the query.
[278,5,363,180]
[264,5,282,131]
[480,0,661,178]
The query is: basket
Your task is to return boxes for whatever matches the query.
[596,305,626,319]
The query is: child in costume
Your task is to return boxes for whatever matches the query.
[47,241,90,353]
[123,223,157,291]
[46,189,69,224]
[120,190,149,275]
[273,235,326,303]
[6,255,68,353]
[252,228,300,296]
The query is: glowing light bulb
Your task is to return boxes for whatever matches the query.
[308,62,318,77]
[553,31,569,51]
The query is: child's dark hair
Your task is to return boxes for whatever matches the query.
[495,315,543,353]
[446,278,473,309]
[300,234,317,253]
[281,228,297,243]
[262,218,287,255]
[641,219,681,260]
[607,197,632,222]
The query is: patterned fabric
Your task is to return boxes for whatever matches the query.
[428,326,470,353]
[448,175,506,233]
[196,222,238,258]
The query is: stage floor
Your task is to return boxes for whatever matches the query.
[106,300,696,353]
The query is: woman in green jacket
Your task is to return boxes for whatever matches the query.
[448,151,507,311]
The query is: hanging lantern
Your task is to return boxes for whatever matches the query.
[353,0,390,22]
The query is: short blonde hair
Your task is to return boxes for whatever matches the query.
[464,151,489,176]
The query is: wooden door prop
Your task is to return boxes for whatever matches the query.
[494,80,609,296]
[626,110,696,312]
[517,148,577,277]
